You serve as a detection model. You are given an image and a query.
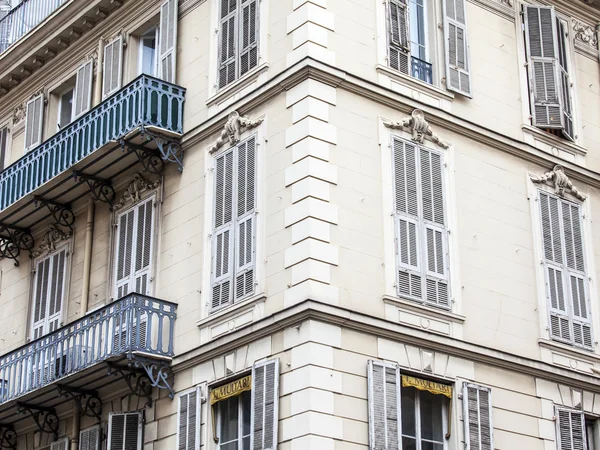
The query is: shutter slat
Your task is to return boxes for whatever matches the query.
[239,0,258,76]
[443,0,471,95]
[463,383,493,450]
[219,0,237,88]
[368,360,400,450]
[159,0,178,82]
[252,359,279,450]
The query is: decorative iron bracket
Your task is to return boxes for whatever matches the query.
[73,171,115,205]
[34,197,75,230]
[0,222,34,266]
[0,425,17,450]
[57,385,102,423]
[140,126,184,172]
[131,354,174,399]
[106,362,153,407]
[16,403,59,439]
[118,138,165,175]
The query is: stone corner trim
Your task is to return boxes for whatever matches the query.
[384,109,450,149]
[208,111,264,153]
[531,165,586,201]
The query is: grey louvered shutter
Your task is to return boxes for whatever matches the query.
[47,248,67,333]
[239,0,258,77]
[32,255,51,339]
[24,94,44,152]
[50,438,69,450]
[235,137,256,300]
[178,387,200,450]
[0,126,7,171]
[443,0,471,96]
[393,137,421,299]
[212,149,235,309]
[219,0,237,88]
[159,0,178,83]
[102,36,123,99]
[74,60,93,118]
[463,383,493,450]
[556,19,574,141]
[108,412,142,450]
[80,426,100,450]
[134,197,155,295]
[524,6,563,129]
[367,360,401,450]
[115,208,135,298]
[387,0,410,74]
[32,248,67,339]
[252,359,279,450]
[556,408,585,450]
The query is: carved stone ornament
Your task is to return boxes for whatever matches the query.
[208,111,264,153]
[531,165,586,201]
[572,20,599,49]
[500,0,513,7]
[12,103,25,125]
[32,225,72,258]
[112,172,160,211]
[384,109,449,149]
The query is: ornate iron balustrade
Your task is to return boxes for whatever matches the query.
[0,74,185,212]
[411,56,433,85]
[0,293,176,404]
[0,0,67,54]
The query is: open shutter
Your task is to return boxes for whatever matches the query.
[80,426,100,450]
[556,408,585,450]
[159,0,178,83]
[556,19,574,141]
[0,126,8,171]
[108,412,142,450]
[115,208,135,298]
[47,248,67,333]
[24,94,44,152]
[32,255,51,340]
[239,0,258,77]
[388,0,410,74]
[443,0,471,96]
[134,197,155,295]
[463,383,493,450]
[102,36,123,99]
[73,60,93,118]
[218,0,237,88]
[251,359,279,450]
[178,387,200,450]
[524,6,562,129]
[50,438,69,450]
[367,360,401,450]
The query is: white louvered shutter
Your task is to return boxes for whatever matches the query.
[31,248,67,340]
[524,6,563,129]
[367,360,401,450]
[102,36,123,99]
[463,383,493,450]
[251,359,279,450]
[73,60,93,118]
[108,412,142,450]
[80,426,100,450]
[239,0,259,77]
[159,0,178,83]
[219,0,237,88]
[0,126,7,171]
[115,208,136,298]
[556,408,586,450]
[24,94,44,152]
[556,19,574,141]
[178,388,200,450]
[134,197,155,295]
[443,0,471,96]
[50,438,69,450]
[212,149,235,309]
[388,0,410,74]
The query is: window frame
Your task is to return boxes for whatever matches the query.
[56,85,75,131]
[138,27,159,77]
[401,384,449,450]
[215,389,252,450]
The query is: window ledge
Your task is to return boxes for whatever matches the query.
[383,295,465,324]
[196,293,267,329]
[522,124,587,157]
[538,338,598,363]
[376,64,455,102]
[206,63,269,107]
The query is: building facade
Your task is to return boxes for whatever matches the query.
[0,0,597,449]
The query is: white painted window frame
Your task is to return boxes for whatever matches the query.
[138,27,159,77]
[0,121,11,170]
[215,389,252,449]
[403,384,449,449]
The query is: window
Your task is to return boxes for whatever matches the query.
[217,0,259,89]
[0,126,8,171]
[586,418,598,450]
[57,87,74,130]
[107,412,142,450]
[523,5,574,141]
[216,390,251,450]
[211,136,256,311]
[401,384,446,449]
[392,136,450,308]
[139,28,158,77]
[538,191,591,349]
[79,426,100,450]
[556,408,586,450]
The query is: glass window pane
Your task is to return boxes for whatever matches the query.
[220,443,238,450]
[401,386,417,438]
[242,390,252,437]
[422,442,444,450]
[141,36,156,76]
[419,390,444,442]
[219,396,239,444]
[60,89,74,127]
[402,436,417,450]
[242,436,251,450]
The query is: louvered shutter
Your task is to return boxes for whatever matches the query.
[108,412,142,450]
[463,383,493,450]
[388,0,410,74]
[50,438,69,450]
[219,0,237,88]
[239,0,258,77]
[73,60,93,118]
[80,426,100,450]
[556,19,574,141]
[32,255,51,339]
[159,0,178,83]
[47,248,67,333]
[178,387,201,450]
[133,197,154,295]
[102,36,123,99]
[443,0,471,96]
[0,126,8,171]
[367,360,401,450]
[115,208,135,298]
[212,149,235,309]
[31,248,67,339]
[24,94,44,152]
[251,359,279,450]
[556,408,585,450]
[524,6,563,129]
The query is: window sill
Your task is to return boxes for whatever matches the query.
[376,64,455,102]
[206,63,269,108]
[522,124,587,157]
[196,293,266,330]
[538,338,597,361]
[383,295,465,324]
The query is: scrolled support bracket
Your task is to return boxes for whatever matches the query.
[16,403,59,439]
[0,222,34,266]
[106,362,153,407]
[0,425,17,450]
[57,385,102,423]
[118,138,165,176]
[33,197,75,230]
[140,126,184,172]
[130,355,174,399]
[73,171,115,206]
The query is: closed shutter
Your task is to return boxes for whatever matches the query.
[80,426,100,450]
[524,6,563,129]
[367,360,401,450]
[73,60,93,118]
[555,19,574,141]
[218,0,237,88]
[0,126,8,171]
[239,0,258,77]
[50,438,69,450]
[24,94,44,152]
[251,359,279,450]
[108,412,142,450]
[159,0,178,83]
[102,36,123,99]
[443,0,471,96]
[134,197,154,295]
[178,388,201,450]
[463,383,493,450]
[388,0,410,74]
[556,408,585,450]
